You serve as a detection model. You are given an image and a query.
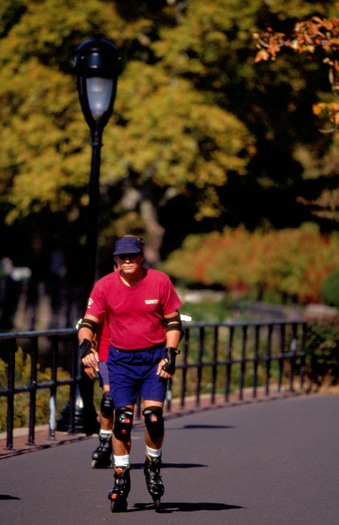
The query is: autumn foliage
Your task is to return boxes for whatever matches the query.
[162,225,339,304]
[253,16,339,62]
[253,14,339,131]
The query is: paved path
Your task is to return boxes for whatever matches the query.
[1,394,338,525]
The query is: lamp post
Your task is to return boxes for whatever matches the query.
[63,38,121,435]
[74,38,121,305]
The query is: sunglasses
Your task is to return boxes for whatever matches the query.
[117,253,139,261]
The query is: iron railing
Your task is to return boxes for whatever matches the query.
[0,319,307,449]
[169,320,306,410]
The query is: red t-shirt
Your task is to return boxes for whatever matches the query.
[85,269,182,350]
[95,317,110,362]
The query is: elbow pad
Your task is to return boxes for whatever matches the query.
[162,347,180,375]
[164,313,184,341]
[77,318,98,335]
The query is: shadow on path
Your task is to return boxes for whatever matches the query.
[132,462,207,470]
[131,501,243,513]
[183,424,234,430]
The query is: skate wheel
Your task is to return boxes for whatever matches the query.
[110,498,128,513]
[91,459,111,469]
[153,498,161,512]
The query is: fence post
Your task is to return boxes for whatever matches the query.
[196,327,204,407]
[27,336,38,445]
[6,339,16,450]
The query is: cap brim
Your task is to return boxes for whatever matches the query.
[113,248,142,255]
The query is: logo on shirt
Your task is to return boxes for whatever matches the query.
[87,297,94,308]
[145,299,159,304]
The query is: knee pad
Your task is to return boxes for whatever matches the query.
[143,406,164,440]
[100,392,114,418]
[113,406,134,440]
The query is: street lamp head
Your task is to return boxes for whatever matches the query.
[74,38,122,132]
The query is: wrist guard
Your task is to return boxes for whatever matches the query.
[79,338,92,359]
[162,347,180,375]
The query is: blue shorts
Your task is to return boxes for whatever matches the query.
[106,345,167,408]
[98,361,109,388]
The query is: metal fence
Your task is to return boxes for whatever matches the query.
[0,319,307,449]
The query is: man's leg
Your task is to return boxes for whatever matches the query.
[143,400,165,509]
[100,385,114,430]
[112,403,134,460]
[108,404,134,511]
[91,385,114,468]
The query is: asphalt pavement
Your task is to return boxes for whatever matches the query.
[1,394,339,525]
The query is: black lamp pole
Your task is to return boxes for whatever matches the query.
[62,38,121,435]
[74,38,121,306]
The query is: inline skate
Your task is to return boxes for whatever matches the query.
[91,433,112,468]
[144,454,164,511]
[108,464,131,512]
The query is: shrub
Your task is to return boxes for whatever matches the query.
[0,348,72,432]
[321,271,339,308]
[305,321,339,390]
[161,225,339,304]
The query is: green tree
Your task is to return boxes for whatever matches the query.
[0,0,256,266]
[0,0,337,278]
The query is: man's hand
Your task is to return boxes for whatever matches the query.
[156,358,173,379]
[83,366,96,379]
[81,348,99,372]
[79,338,99,372]
[156,348,180,378]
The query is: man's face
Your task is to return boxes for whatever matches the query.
[117,253,143,273]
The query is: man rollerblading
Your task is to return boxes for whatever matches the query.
[91,430,112,468]
[90,389,114,468]
[79,236,183,514]
[80,318,114,469]
[144,453,164,511]
[108,464,131,512]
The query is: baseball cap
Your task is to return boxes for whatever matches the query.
[113,236,143,255]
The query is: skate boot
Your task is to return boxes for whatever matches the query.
[91,433,112,469]
[108,464,131,512]
[144,454,164,511]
